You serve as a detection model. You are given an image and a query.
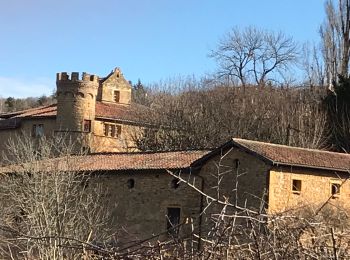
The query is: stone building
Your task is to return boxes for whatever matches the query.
[3,138,345,245]
[0,68,349,246]
[0,68,147,157]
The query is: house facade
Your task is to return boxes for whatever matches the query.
[106,138,348,243]
[0,67,349,246]
[3,138,346,245]
[0,68,147,159]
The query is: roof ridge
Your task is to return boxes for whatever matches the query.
[85,149,211,156]
[0,103,57,116]
[232,138,350,157]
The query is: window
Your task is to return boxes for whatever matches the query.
[32,124,44,137]
[103,123,122,138]
[234,159,240,169]
[116,125,122,137]
[83,120,91,132]
[103,124,109,136]
[331,183,341,198]
[171,178,180,189]
[167,207,181,236]
[113,90,120,103]
[82,146,91,154]
[292,179,301,194]
[127,179,135,189]
[103,124,113,137]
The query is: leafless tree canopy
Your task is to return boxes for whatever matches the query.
[320,0,350,83]
[133,79,327,152]
[210,26,299,86]
[0,136,113,259]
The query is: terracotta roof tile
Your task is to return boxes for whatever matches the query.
[0,105,56,119]
[13,104,57,118]
[0,150,210,173]
[95,102,149,123]
[0,102,149,124]
[232,138,350,172]
[76,150,209,171]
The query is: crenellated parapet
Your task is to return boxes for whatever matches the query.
[56,71,99,99]
[56,72,99,82]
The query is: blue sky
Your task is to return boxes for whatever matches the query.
[0,0,325,97]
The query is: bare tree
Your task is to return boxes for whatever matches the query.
[0,135,114,259]
[302,43,326,87]
[134,78,327,151]
[320,0,350,84]
[161,151,350,259]
[210,26,299,86]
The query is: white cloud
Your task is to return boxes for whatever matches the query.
[0,76,55,98]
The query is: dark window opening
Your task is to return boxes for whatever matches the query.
[83,119,91,132]
[167,207,181,236]
[171,178,180,189]
[116,125,122,137]
[234,159,240,169]
[81,179,89,190]
[32,124,44,137]
[292,179,301,194]
[127,179,135,189]
[32,124,36,137]
[111,124,116,136]
[104,123,121,138]
[113,90,120,103]
[331,183,341,198]
[82,146,91,154]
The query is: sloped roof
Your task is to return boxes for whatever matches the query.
[95,102,148,124]
[0,104,57,119]
[74,150,209,171]
[0,150,210,173]
[193,138,350,172]
[232,138,350,171]
[0,102,149,125]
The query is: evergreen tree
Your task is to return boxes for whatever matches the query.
[323,75,350,152]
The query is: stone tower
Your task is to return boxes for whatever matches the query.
[56,72,99,135]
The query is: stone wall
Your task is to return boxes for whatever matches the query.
[95,170,202,244]
[98,68,131,104]
[198,147,270,235]
[91,120,141,152]
[0,118,56,162]
[268,167,350,213]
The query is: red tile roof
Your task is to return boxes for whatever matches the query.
[95,102,148,123]
[1,150,210,173]
[0,102,149,125]
[79,150,209,171]
[232,138,350,172]
[14,104,57,118]
[0,104,56,119]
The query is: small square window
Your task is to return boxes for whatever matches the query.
[32,124,44,137]
[292,179,301,194]
[331,183,341,198]
[83,120,91,132]
[103,123,121,138]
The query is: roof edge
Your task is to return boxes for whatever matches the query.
[271,161,350,173]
